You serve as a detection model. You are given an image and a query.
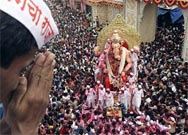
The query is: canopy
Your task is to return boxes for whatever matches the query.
[158,7,184,24]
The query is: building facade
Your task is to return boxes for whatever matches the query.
[62,0,188,61]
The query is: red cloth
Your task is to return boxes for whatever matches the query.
[105,76,112,89]
[60,127,69,134]
[121,41,129,50]
[122,74,127,83]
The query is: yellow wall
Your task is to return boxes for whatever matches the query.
[91,5,124,24]
[140,3,157,42]
[182,10,188,62]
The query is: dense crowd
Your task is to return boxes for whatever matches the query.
[38,1,188,134]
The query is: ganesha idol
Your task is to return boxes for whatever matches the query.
[94,30,132,89]
[94,14,141,90]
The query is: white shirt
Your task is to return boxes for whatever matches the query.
[86,88,96,101]
[105,92,114,107]
[133,89,144,107]
[98,88,106,101]
[131,52,138,63]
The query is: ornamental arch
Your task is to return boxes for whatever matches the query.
[133,1,188,61]
[139,3,158,42]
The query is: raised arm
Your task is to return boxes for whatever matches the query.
[124,50,133,72]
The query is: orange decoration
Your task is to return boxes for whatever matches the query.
[143,0,151,2]
[178,1,188,9]
[164,0,176,7]
[153,0,163,5]
[139,0,188,9]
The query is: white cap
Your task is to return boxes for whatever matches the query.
[150,120,154,125]
[146,97,151,103]
[128,122,133,125]
[97,80,100,84]
[170,117,176,122]
[76,110,80,113]
[86,85,90,88]
[133,46,140,52]
[99,84,104,88]
[120,130,124,135]
[178,107,183,110]
[146,115,150,121]
[136,121,143,125]
[0,0,59,48]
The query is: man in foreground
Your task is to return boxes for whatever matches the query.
[0,0,58,134]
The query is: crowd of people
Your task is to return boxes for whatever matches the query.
[37,1,188,134]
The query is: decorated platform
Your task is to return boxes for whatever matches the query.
[106,106,122,117]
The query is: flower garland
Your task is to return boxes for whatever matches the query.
[137,0,188,9]
[106,47,127,88]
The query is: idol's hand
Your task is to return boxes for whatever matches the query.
[3,52,55,134]
[121,71,126,76]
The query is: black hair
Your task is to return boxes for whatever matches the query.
[0,11,38,69]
